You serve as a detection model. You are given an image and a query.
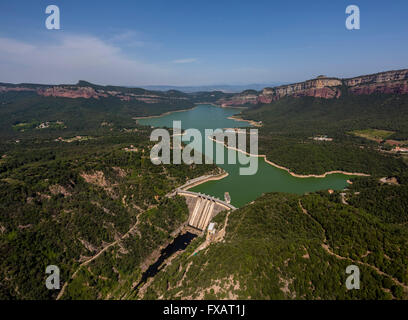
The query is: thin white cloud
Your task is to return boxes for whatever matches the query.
[110,30,140,42]
[0,34,172,86]
[172,58,197,64]
[0,35,277,86]
[109,30,146,48]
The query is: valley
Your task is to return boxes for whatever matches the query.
[1,68,408,300]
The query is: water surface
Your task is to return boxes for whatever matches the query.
[138,104,350,207]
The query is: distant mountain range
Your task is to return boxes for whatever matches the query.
[139,83,285,93]
[1,69,407,108]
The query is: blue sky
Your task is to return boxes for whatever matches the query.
[0,0,407,86]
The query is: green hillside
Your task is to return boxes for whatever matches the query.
[0,129,216,299]
[239,93,408,175]
[0,82,230,140]
[1,83,408,300]
[143,187,408,300]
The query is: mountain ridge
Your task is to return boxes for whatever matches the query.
[1,68,408,108]
[219,68,408,106]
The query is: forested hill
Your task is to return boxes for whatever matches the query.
[144,185,408,300]
[0,80,226,300]
[0,80,230,139]
[0,128,217,299]
[238,92,408,176]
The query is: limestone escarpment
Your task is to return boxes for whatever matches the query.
[0,82,189,103]
[219,69,408,106]
[219,76,342,106]
[344,69,408,86]
[1,69,407,105]
[36,86,178,103]
[345,69,408,95]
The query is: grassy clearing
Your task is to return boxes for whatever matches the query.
[350,129,395,142]
[12,121,38,132]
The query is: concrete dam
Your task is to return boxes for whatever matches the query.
[176,190,236,232]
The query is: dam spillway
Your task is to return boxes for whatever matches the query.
[177,190,235,232]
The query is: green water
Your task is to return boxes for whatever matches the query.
[138,104,350,208]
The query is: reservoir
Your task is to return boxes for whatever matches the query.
[138,104,350,208]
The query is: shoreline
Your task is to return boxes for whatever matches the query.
[133,104,369,179]
[208,137,370,179]
[196,102,248,109]
[133,103,249,123]
[133,106,198,121]
[178,171,229,191]
[227,115,263,127]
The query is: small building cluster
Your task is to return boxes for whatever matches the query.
[392,146,408,153]
[313,135,333,141]
[207,222,216,240]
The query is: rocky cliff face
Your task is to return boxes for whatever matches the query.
[38,86,107,99]
[1,69,407,106]
[0,83,188,104]
[219,69,408,106]
[344,69,408,95]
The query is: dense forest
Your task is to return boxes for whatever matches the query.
[1,85,408,300]
[62,196,190,299]
[0,84,226,299]
[143,185,408,300]
[239,92,408,176]
[0,128,216,299]
[0,93,187,139]
[138,92,408,300]
[0,83,232,140]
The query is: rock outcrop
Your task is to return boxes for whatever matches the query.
[344,69,408,95]
[1,69,407,105]
[38,86,107,99]
[0,82,189,104]
[219,69,408,106]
